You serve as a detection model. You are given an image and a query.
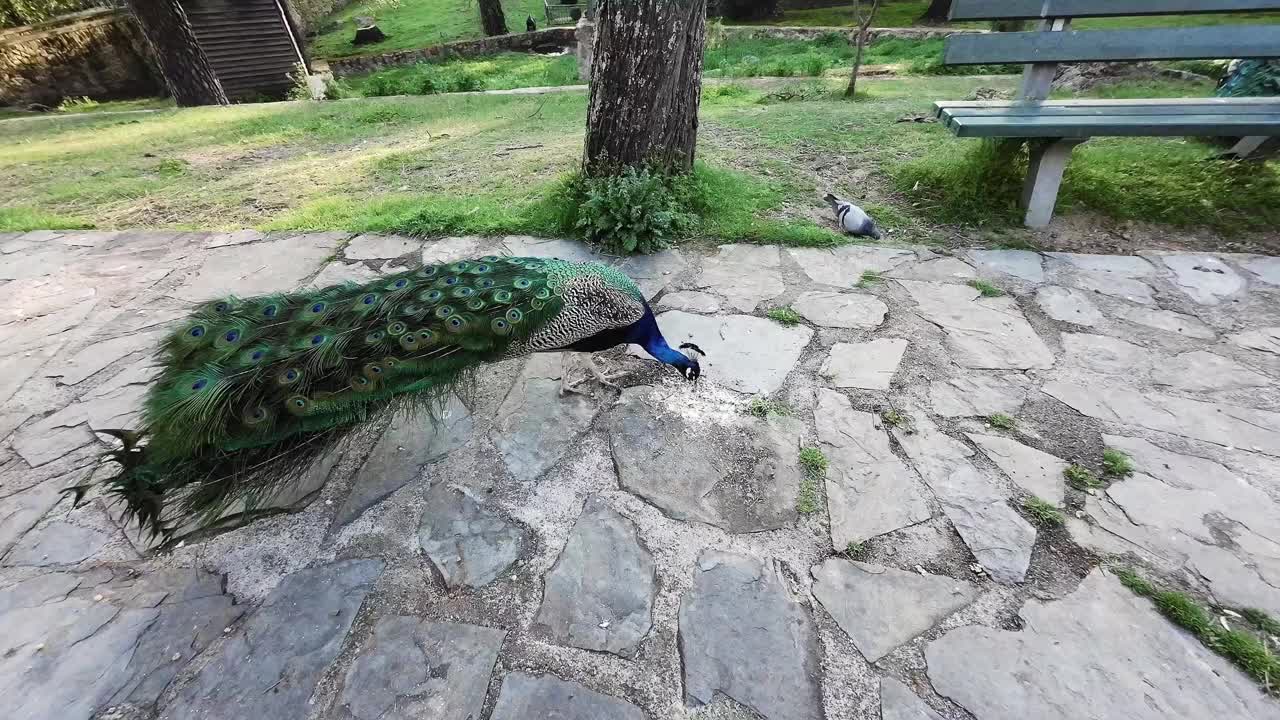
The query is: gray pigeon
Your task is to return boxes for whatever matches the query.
[824,193,882,240]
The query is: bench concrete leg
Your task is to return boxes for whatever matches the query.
[1021,138,1087,228]
[1225,135,1268,158]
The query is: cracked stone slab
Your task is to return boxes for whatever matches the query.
[534,495,654,656]
[697,244,783,311]
[204,229,263,249]
[929,372,1032,418]
[1060,333,1152,377]
[163,559,383,720]
[812,558,977,661]
[1109,304,1216,340]
[1161,253,1246,305]
[609,386,804,532]
[333,398,473,527]
[0,479,64,559]
[679,550,823,720]
[6,520,114,566]
[1070,271,1155,305]
[501,236,600,264]
[895,414,1035,583]
[639,311,811,394]
[967,434,1066,505]
[821,338,908,390]
[418,483,525,588]
[310,261,381,287]
[816,389,932,545]
[1151,350,1272,392]
[344,233,420,260]
[657,290,721,313]
[1035,286,1103,327]
[1048,252,1155,276]
[901,280,1055,370]
[887,257,975,283]
[2,275,97,326]
[45,331,160,386]
[615,248,686,300]
[489,672,644,720]
[0,297,95,355]
[493,354,601,483]
[788,246,914,289]
[1,567,245,720]
[1230,327,1280,355]
[1243,256,1280,285]
[12,403,96,467]
[420,236,482,264]
[338,617,504,720]
[176,233,344,301]
[1,340,66,407]
[792,290,888,328]
[1043,381,1280,456]
[926,569,1279,720]
[881,677,946,720]
[965,249,1044,283]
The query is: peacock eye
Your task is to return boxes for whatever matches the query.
[213,302,230,313]
[394,279,408,289]
[191,378,208,390]
[263,305,278,317]
[311,335,325,346]
[362,294,376,305]
[224,330,240,342]
[285,369,299,380]
[444,276,458,285]
[310,302,326,313]
[252,350,265,360]
[189,325,206,338]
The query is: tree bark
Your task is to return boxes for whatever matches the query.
[478,0,507,36]
[582,0,707,177]
[918,0,952,24]
[126,0,227,107]
[845,0,880,98]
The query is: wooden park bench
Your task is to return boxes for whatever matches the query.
[932,0,1280,227]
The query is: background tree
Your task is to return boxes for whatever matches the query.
[478,0,507,36]
[917,0,951,24]
[845,0,880,98]
[582,0,707,177]
[126,0,227,106]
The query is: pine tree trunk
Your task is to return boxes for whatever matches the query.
[918,0,952,24]
[478,0,508,36]
[582,0,707,177]
[126,0,227,107]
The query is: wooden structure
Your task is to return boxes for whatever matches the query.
[932,0,1280,227]
[543,0,587,26]
[182,0,307,100]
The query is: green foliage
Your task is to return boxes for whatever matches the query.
[56,95,98,112]
[987,413,1015,430]
[1243,608,1280,636]
[0,0,93,28]
[766,306,802,326]
[0,206,92,232]
[759,82,837,104]
[844,541,866,559]
[858,270,883,287]
[880,409,908,428]
[307,0,547,59]
[703,83,751,100]
[571,167,697,255]
[968,279,1005,297]
[748,396,792,418]
[1064,464,1101,490]
[797,446,827,515]
[155,158,188,177]
[1102,448,1135,477]
[1115,567,1157,596]
[1022,497,1064,527]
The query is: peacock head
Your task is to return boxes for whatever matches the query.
[676,342,704,382]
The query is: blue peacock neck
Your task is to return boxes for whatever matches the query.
[629,307,685,366]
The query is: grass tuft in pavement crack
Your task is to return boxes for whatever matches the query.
[857,270,883,288]
[1103,447,1135,477]
[1115,567,1280,695]
[987,413,1016,431]
[968,279,1005,297]
[748,396,792,418]
[1064,464,1101,490]
[1022,497,1064,527]
[766,306,803,326]
[797,447,828,515]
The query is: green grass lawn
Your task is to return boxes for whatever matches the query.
[344,51,579,96]
[308,0,548,59]
[2,75,1274,243]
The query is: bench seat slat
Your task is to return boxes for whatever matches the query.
[950,0,1280,20]
[938,102,1280,118]
[944,112,1280,137]
[945,25,1280,65]
[935,97,1280,110]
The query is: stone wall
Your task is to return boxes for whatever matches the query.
[329,27,577,77]
[0,8,163,107]
[283,0,357,37]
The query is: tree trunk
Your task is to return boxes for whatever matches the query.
[478,0,507,36]
[845,0,879,98]
[582,0,707,177]
[918,0,952,24]
[126,0,227,107]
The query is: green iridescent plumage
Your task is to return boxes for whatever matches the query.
[1217,59,1280,98]
[72,255,646,538]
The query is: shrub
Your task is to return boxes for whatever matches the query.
[573,167,697,255]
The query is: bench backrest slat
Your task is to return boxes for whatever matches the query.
[949,0,1280,20]
[944,24,1280,65]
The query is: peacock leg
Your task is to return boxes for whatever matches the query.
[558,352,590,396]
[584,354,622,390]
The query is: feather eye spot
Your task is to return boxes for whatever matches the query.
[363,362,384,379]
[452,286,474,298]
[213,301,231,313]
[514,277,533,290]
[450,261,470,272]
[188,325,206,338]
[285,395,311,416]
[365,330,385,344]
[435,305,454,319]
[466,298,486,311]
[191,378,208,391]
[350,375,373,392]
[446,316,467,333]
[418,265,439,277]
[224,329,240,343]
[417,329,434,343]
[382,356,400,368]
[399,333,419,351]
[400,304,421,316]
[493,290,513,303]
[243,406,269,425]
[506,308,523,324]
[477,278,495,289]
[310,302,327,314]
[535,287,552,300]
[310,334,326,346]
[278,368,302,385]
[387,321,408,336]
[251,349,266,362]
[261,304,279,318]
[491,318,511,335]
[444,276,459,286]
[420,289,444,304]
[361,293,377,305]
[472,263,491,273]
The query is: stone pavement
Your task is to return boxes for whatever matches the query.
[1,229,1279,720]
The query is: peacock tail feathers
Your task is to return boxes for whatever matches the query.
[75,255,646,539]
[1217,59,1280,98]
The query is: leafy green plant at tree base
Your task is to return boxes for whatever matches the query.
[1022,497,1064,527]
[1115,567,1280,695]
[572,167,697,255]
[1064,464,1101,489]
[1103,448,1135,477]
[767,307,802,326]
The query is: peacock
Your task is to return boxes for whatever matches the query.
[69,255,703,539]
